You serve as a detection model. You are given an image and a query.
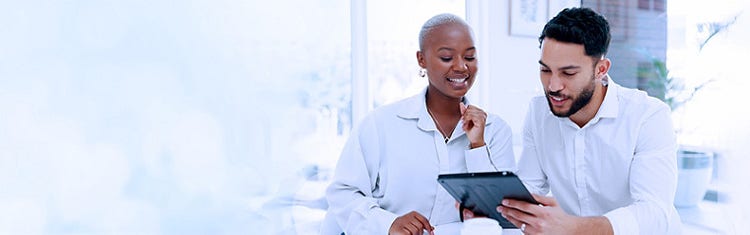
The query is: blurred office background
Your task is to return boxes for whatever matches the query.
[0,0,747,234]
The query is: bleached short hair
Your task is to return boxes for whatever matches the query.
[418,13,473,51]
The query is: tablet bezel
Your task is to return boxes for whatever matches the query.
[437,171,539,228]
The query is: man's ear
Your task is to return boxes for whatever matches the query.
[416,50,426,68]
[596,58,611,79]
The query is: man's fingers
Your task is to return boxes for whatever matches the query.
[499,206,532,226]
[531,193,556,206]
[499,203,542,232]
[503,198,548,216]
[502,198,535,211]
[459,102,467,115]
[501,213,525,231]
[507,209,541,234]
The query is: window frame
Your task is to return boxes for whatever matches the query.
[349,0,488,125]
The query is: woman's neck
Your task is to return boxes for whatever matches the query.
[426,90,463,115]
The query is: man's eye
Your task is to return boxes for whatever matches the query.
[440,57,452,62]
[540,69,551,73]
[563,72,577,76]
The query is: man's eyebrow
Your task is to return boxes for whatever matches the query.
[538,60,581,70]
[559,65,581,70]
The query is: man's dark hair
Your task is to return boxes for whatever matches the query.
[539,7,611,58]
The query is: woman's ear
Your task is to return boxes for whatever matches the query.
[416,50,426,68]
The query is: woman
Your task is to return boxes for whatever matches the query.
[324,13,515,235]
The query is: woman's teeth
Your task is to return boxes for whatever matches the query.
[448,78,467,83]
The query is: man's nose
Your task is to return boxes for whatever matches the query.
[548,73,564,92]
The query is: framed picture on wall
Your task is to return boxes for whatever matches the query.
[510,0,548,37]
[597,0,628,41]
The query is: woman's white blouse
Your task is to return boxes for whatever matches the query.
[325,90,516,234]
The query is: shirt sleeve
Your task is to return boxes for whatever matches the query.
[325,117,398,235]
[604,105,682,235]
[516,101,550,195]
[465,116,516,172]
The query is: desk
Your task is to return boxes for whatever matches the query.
[434,222,523,235]
[677,201,743,234]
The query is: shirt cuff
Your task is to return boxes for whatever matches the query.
[465,145,497,172]
[604,207,639,235]
[369,207,399,235]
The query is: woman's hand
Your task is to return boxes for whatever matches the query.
[388,211,434,235]
[460,103,487,148]
[455,201,486,220]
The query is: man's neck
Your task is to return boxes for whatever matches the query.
[569,85,608,128]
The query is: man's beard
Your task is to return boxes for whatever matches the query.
[546,75,595,117]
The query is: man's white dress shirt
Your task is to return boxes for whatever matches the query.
[517,80,681,234]
[326,89,515,234]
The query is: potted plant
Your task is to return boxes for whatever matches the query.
[639,16,737,207]
[639,56,715,208]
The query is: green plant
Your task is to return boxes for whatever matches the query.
[640,58,712,111]
[641,15,738,111]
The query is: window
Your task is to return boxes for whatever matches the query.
[23,1,473,233]
[666,1,749,233]
[248,2,352,233]
[638,0,650,10]
[587,0,750,233]
[367,0,466,108]
[0,1,351,234]
[638,0,666,12]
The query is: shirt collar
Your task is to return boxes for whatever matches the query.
[556,78,620,128]
[396,88,492,131]
[597,78,620,119]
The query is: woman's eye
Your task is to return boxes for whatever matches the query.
[540,69,551,73]
[464,57,476,61]
[440,57,452,62]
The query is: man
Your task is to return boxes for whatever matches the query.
[466,7,681,234]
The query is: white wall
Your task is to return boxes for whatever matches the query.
[475,0,545,147]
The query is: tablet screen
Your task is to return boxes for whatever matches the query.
[437,171,538,228]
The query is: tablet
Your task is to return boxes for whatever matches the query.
[437,171,539,228]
